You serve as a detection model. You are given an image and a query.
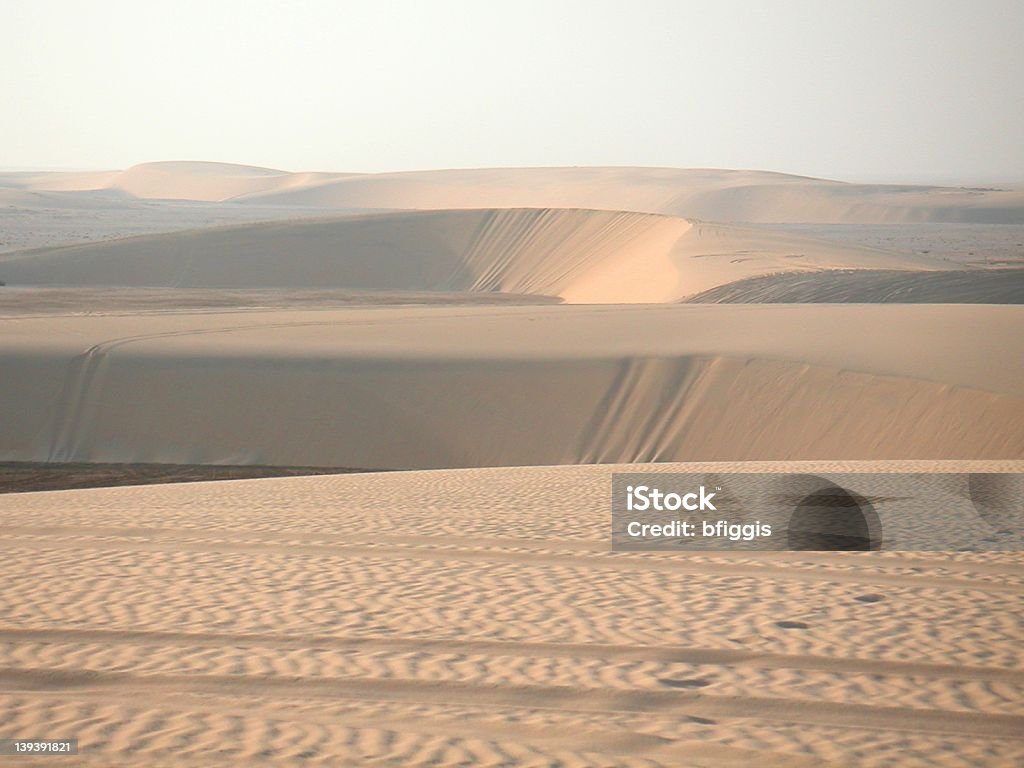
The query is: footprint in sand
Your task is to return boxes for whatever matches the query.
[775,620,810,629]
[854,593,885,603]
[687,716,717,725]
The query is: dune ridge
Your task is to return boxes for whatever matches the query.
[238,167,1024,224]
[2,305,1020,468]
[0,208,948,302]
[3,162,1022,223]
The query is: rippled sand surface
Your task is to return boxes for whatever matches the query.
[2,462,1022,766]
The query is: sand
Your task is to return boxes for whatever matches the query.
[687,268,1024,303]
[760,223,1024,269]
[1,209,950,302]
[6,162,1022,223]
[2,162,1023,766]
[1,462,1022,767]
[1,304,1021,467]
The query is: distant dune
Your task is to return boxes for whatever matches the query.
[0,161,290,202]
[3,162,1022,223]
[237,167,1024,224]
[687,267,1024,304]
[0,209,945,302]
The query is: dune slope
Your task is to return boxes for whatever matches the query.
[1,305,1021,467]
[687,268,1024,304]
[0,209,688,301]
[0,209,948,302]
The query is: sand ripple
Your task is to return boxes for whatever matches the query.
[1,463,1022,766]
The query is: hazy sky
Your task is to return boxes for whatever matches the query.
[3,0,1022,183]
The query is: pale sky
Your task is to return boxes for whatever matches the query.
[2,0,1022,183]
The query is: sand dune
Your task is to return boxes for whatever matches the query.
[0,286,560,316]
[759,223,1024,269]
[1,304,1020,467]
[1,462,1021,766]
[0,162,350,206]
[0,187,134,210]
[664,221,943,299]
[687,267,1024,304]
[0,168,121,193]
[5,163,1022,223]
[0,209,948,302]
[109,162,357,203]
[0,209,689,301]
[0,162,293,202]
[238,167,1024,224]
[3,162,1022,768]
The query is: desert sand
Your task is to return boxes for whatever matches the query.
[1,162,1022,766]
[1,462,1023,767]
[5,162,1023,222]
[1,209,946,302]
[1,304,1023,468]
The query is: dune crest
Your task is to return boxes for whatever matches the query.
[237,167,1024,223]
[110,161,291,202]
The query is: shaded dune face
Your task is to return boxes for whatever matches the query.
[1,303,1021,468]
[685,268,1024,304]
[5,346,1022,469]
